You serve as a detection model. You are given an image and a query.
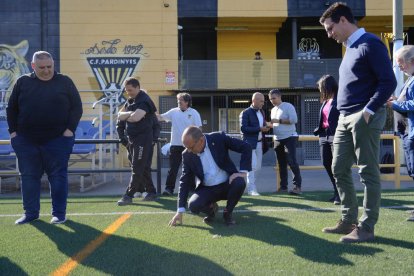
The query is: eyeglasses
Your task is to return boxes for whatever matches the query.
[393,64,405,70]
[325,22,336,34]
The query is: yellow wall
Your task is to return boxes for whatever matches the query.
[365,0,414,16]
[218,0,287,17]
[60,0,178,104]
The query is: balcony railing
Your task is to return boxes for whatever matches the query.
[179,59,342,90]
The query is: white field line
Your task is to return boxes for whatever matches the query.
[1,205,413,218]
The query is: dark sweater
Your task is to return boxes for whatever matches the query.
[7,72,83,143]
[338,32,397,115]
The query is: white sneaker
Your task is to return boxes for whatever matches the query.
[248,190,261,196]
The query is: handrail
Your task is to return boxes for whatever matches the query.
[274,134,406,190]
[0,138,168,194]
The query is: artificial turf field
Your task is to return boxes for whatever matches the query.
[1,190,414,275]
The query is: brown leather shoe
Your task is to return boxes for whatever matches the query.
[203,202,218,223]
[322,220,356,234]
[340,227,374,243]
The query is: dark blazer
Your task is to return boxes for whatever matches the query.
[240,106,268,152]
[178,131,252,208]
[313,99,340,137]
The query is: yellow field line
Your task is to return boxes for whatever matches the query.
[51,213,132,276]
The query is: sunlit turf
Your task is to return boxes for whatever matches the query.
[1,190,413,275]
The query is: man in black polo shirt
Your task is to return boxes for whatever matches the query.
[116,77,157,205]
[7,51,83,225]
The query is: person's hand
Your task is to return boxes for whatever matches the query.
[63,129,74,137]
[260,126,269,132]
[363,111,371,124]
[266,121,273,128]
[386,100,394,108]
[119,136,129,147]
[10,132,17,139]
[229,172,247,184]
[168,212,183,226]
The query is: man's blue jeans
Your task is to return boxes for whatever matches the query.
[11,135,74,218]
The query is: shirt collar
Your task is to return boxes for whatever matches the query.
[344,28,365,48]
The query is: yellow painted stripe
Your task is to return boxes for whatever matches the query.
[51,213,132,276]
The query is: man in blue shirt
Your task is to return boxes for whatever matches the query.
[319,2,397,243]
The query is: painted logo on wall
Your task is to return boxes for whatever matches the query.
[0,40,30,118]
[298,38,320,60]
[83,39,149,106]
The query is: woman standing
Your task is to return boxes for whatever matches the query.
[314,75,340,204]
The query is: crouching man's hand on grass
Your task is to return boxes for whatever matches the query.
[169,212,183,227]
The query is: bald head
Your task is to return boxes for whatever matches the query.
[251,92,264,109]
[182,126,205,154]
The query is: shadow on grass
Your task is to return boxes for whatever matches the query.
[184,214,382,266]
[0,257,28,276]
[33,220,231,275]
[239,196,336,213]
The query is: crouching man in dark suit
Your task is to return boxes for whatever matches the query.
[168,126,252,226]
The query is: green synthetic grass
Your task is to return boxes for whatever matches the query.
[1,190,414,276]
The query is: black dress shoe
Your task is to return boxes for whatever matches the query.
[223,210,236,226]
[203,202,218,223]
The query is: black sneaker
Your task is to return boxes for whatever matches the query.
[223,209,236,226]
[117,195,133,206]
[142,192,157,201]
[276,187,288,193]
[162,189,174,196]
[203,202,219,223]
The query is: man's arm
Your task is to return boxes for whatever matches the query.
[127,109,146,122]
[223,133,252,172]
[169,152,194,226]
[66,77,83,134]
[6,79,20,136]
[365,38,397,113]
[240,109,261,135]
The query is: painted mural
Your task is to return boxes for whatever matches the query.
[0,40,30,118]
[82,39,149,106]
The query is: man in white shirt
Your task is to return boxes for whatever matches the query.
[157,93,202,195]
[269,89,302,195]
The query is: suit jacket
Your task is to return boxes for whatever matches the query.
[240,106,268,152]
[313,99,339,137]
[178,131,252,208]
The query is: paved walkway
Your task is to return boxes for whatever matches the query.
[72,166,414,196]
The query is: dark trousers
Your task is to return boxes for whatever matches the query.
[188,177,246,215]
[274,136,302,188]
[401,134,414,178]
[143,143,156,193]
[11,135,74,218]
[165,145,185,190]
[319,135,339,197]
[125,133,155,197]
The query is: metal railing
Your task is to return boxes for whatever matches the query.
[179,59,342,90]
[275,134,409,190]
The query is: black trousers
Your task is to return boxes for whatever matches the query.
[165,145,185,190]
[319,135,339,197]
[125,133,155,197]
[274,136,302,188]
[188,177,246,215]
